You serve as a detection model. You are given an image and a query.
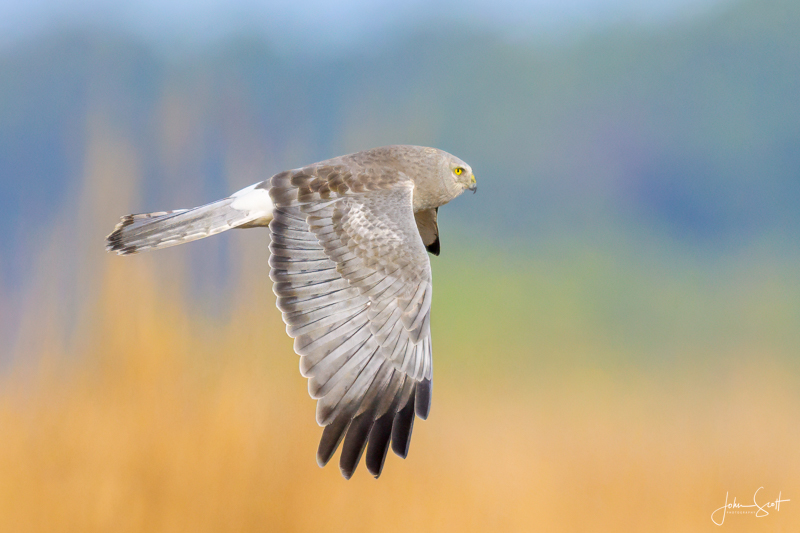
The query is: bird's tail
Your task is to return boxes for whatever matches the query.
[106,182,274,255]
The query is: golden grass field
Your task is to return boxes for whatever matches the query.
[2,248,798,532]
[1,129,798,532]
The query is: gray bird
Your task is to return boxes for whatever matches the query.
[106,145,477,478]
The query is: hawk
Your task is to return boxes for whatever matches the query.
[107,145,477,478]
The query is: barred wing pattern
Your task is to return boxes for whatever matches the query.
[269,167,433,479]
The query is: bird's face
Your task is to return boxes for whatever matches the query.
[444,156,477,194]
[411,148,477,210]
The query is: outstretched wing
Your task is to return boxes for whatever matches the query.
[269,165,433,479]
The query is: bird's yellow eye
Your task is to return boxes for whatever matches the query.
[454,167,463,175]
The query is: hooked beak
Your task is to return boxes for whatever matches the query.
[468,174,477,194]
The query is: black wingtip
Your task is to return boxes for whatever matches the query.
[317,416,351,468]
[339,411,375,480]
[390,393,416,459]
[365,410,395,478]
[415,379,432,420]
[425,237,440,256]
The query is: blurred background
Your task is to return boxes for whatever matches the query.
[1,0,799,530]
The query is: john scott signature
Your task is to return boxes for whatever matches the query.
[711,487,789,526]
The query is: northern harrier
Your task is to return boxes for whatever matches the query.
[107,145,477,478]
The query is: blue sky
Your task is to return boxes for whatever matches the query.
[0,0,731,54]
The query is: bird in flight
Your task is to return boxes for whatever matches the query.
[107,145,477,478]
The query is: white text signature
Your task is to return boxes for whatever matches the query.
[711,487,789,526]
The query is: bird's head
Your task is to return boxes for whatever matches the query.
[403,146,477,211]
[441,153,477,195]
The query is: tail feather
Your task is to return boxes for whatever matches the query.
[106,182,273,255]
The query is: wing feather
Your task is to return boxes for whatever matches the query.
[268,163,435,478]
